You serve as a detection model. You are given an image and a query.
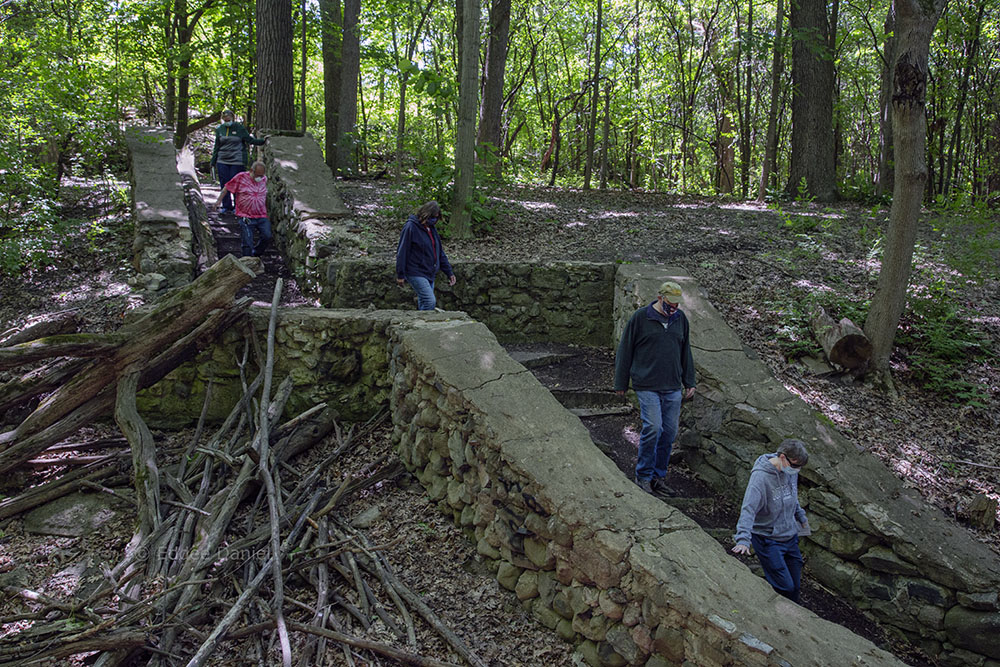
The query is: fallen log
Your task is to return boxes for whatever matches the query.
[810,305,873,371]
[0,295,254,474]
[2,255,258,448]
[0,308,80,347]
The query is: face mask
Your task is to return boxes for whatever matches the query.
[425,216,438,226]
[254,176,264,182]
[223,120,233,126]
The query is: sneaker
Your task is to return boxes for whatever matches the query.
[635,477,654,494]
[650,478,667,493]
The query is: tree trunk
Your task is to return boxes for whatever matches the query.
[757,0,784,201]
[943,0,985,196]
[863,0,948,379]
[256,0,296,130]
[583,0,603,190]
[321,0,343,171]
[476,0,511,177]
[811,306,872,370]
[717,112,735,193]
[876,6,897,198]
[450,0,480,238]
[599,82,610,190]
[337,0,361,174]
[787,0,836,200]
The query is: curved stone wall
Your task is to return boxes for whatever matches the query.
[124,127,196,290]
[261,135,360,294]
[322,258,613,344]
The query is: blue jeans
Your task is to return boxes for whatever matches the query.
[634,389,682,481]
[405,275,436,310]
[751,534,803,603]
[217,163,244,212]
[238,217,272,257]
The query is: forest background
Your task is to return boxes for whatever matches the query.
[1,0,998,523]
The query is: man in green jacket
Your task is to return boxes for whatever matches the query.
[614,281,696,494]
[210,110,266,215]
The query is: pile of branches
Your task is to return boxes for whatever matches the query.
[0,260,488,666]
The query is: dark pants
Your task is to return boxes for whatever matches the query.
[751,533,803,602]
[217,163,244,212]
[238,217,272,257]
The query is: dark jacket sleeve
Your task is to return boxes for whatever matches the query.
[396,222,413,279]
[613,313,637,392]
[436,229,453,277]
[210,127,220,167]
[681,315,696,388]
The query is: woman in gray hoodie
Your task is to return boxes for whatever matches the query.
[731,438,811,602]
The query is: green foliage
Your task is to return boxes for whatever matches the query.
[896,277,991,407]
[929,194,1000,283]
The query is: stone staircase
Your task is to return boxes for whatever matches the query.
[505,342,902,655]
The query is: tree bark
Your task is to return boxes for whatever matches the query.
[876,6,897,198]
[476,0,511,177]
[583,0,603,190]
[787,0,836,201]
[757,0,784,201]
[863,0,948,379]
[450,0,480,238]
[811,306,872,370]
[337,0,361,174]
[256,0,296,130]
[321,0,342,172]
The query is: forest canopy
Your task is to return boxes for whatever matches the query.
[1,0,999,258]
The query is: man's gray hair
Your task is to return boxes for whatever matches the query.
[251,161,266,174]
[777,438,809,466]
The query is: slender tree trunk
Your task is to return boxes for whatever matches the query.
[863,0,948,382]
[599,82,610,190]
[256,0,296,130]
[337,0,360,174]
[757,0,784,200]
[300,0,308,133]
[787,0,836,200]
[321,0,342,171]
[451,0,480,237]
[477,0,511,177]
[583,0,603,190]
[943,0,985,196]
[876,6,897,198]
[739,0,752,198]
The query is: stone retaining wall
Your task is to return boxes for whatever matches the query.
[261,135,360,295]
[141,306,901,666]
[613,265,1000,666]
[322,259,613,344]
[124,127,196,290]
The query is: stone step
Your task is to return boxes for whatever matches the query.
[662,495,714,512]
[507,350,578,369]
[550,388,630,411]
[569,405,633,417]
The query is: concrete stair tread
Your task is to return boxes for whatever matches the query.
[507,350,578,369]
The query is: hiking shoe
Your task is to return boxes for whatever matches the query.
[635,477,654,494]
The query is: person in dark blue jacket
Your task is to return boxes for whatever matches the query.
[395,201,456,310]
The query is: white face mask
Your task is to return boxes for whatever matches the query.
[254,176,264,182]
